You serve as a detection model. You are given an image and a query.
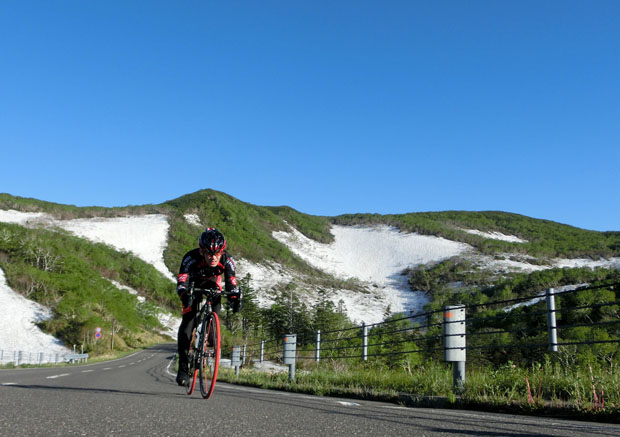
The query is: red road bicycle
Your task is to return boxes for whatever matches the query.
[185,286,221,399]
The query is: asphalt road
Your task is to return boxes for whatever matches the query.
[1,344,618,436]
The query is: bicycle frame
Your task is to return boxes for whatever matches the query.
[185,285,222,398]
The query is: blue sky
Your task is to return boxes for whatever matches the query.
[1,1,618,231]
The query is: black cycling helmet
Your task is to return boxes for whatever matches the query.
[198,228,226,254]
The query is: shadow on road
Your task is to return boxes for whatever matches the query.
[214,386,619,437]
[4,383,186,399]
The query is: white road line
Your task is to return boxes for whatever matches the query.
[165,355,176,377]
[81,370,94,373]
[129,362,135,365]
[46,373,70,379]
[337,401,360,407]
[118,365,126,368]
[103,367,112,370]
[2,382,17,386]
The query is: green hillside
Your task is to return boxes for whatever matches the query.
[161,189,332,274]
[0,221,176,350]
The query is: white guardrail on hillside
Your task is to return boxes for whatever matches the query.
[0,350,88,366]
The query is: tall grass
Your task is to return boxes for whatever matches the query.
[218,357,620,421]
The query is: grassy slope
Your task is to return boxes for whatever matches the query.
[162,189,333,274]
[0,221,176,350]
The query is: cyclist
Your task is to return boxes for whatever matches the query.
[176,228,242,386]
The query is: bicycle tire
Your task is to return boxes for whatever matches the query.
[199,312,221,399]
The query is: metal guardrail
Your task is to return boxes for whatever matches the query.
[0,350,89,366]
[237,282,620,390]
[65,353,89,363]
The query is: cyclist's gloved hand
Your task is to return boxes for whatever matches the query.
[228,288,242,313]
[179,290,194,314]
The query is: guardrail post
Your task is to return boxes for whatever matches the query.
[231,345,242,376]
[362,323,368,361]
[283,334,297,381]
[315,330,321,363]
[546,288,558,352]
[444,305,466,392]
[260,340,265,363]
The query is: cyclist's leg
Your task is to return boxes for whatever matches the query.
[207,295,221,347]
[212,294,222,315]
[177,309,197,385]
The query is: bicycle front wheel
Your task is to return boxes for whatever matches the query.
[199,312,221,399]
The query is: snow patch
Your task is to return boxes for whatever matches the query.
[0,210,174,280]
[553,258,620,270]
[236,260,294,308]
[184,214,202,227]
[471,254,548,274]
[274,225,471,284]
[463,229,527,243]
[59,215,174,280]
[0,267,70,356]
[156,312,181,340]
[107,279,145,302]
[0,209,50,225]
[272,225,471,323]
[503,284,589,312]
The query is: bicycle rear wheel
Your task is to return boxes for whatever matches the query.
[199,312,221,399]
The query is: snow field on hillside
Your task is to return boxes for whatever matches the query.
[0,268,70,356]
[0,210,174,280]
[463,229,528,243]
[272,225,472,323]
[184,213,202,227]
[2,208,620,351]
[58,215,174,280]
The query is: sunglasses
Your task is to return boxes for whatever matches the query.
[199,248,223,257]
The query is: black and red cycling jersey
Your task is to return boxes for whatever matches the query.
[176,248,238,296]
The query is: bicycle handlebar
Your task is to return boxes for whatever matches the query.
[189,285,236,298]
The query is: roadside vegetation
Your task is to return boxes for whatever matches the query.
[218,357,619,423]
[217,273,619,422]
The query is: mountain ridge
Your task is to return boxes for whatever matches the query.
[3,189,619,259]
